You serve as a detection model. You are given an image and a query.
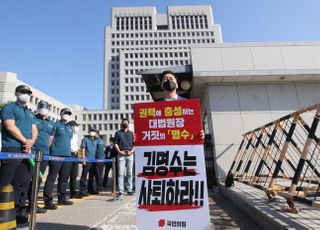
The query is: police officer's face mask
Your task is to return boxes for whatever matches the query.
[38,108,49,116]
[62,114,70,122]
[73,126,79,132]
[121,124,128,129]
[89,131,96,137]
[162,80,177,91]
[17,93,31,104]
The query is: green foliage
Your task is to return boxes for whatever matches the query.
[0,101,13,109]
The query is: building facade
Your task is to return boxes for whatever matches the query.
[0,72,68,121]
[104,6,222,111]
[140,42,320,181]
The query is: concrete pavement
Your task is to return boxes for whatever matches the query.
[16,188,258,230]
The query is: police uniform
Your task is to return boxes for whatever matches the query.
[33,114,54,173]
[43,120,73,206]
[28,114,54,203]
[0,101,36,218]
[79,136,97,195]
[88,137,104,193]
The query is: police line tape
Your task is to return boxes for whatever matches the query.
[0,152,112,163]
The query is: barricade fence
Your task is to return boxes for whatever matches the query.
[228,104,320,213]
[0,152,115,230]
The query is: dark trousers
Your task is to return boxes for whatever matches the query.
[43,160,72,203]
[28,160,48,204]
[80,163,93,192]
[69,162,79,196]
[0,147,32,217]
[103,162,113,188]
[89,163,104,192]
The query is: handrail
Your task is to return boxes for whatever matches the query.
[228,103,320,213]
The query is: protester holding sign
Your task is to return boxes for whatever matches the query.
[134,99,210,230]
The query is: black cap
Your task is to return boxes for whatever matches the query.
[68,120,79,126]
[37,101,50,110]
[15,85,32,95]
[60,108,72,115]
[88,127,97,132]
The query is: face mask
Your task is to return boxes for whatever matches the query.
[162,80,176,91]
[62,114,70,122]
[17,93,30,104]
[38,108,49,116]
[89,131,96,137]
[121,124,128,129]
[73,126,79,132]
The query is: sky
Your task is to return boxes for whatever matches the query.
[0,0,320,109]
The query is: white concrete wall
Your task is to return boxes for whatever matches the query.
[204,82,320,179]
[0,72,68,121]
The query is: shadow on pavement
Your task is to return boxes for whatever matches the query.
[18,223,90,230]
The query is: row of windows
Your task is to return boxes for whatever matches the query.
[124,85,145,92]
[125,51,188,59]
[111,46,190,54]
[124,77,144,83]
[111,72,119,78]
[172,15,208,30]
[125,59,189,67]
[111,31,214,39]
[83,112,130,121]
[125,94,150,102]
[111,38,214,47]
[115,16,152,31]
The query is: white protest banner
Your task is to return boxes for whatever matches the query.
[134,99,210,230]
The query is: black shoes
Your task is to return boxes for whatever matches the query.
[89,191,99,195]
[115,193,123,201]
[36,206,47,214]
[16,215,28,224]
[44,202,57,210]
[58,199,74,206]
[79,191,89,197]
[70,193,82,199]
[27,205,47,214]
[127,191,135,196]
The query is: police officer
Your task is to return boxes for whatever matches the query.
[28,101,54,214]
[103,136,117,189]
[43,108,74,210]
[0,85,38,224]
[79,127,98,197]
[88,130,104,194]
[69,120,81,198]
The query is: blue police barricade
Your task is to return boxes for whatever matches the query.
[0,152,113,230]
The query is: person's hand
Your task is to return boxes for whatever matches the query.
[25,139,35,147]
[119,150,127,156]
[200,130,205,140]
[23,146,32,153]
[127,150,134,155]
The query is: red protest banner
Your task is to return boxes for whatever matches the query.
[134,99,203,146]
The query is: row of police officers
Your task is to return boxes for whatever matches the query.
[0,85,107,224]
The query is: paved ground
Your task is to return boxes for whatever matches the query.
[16,187,257,230]
[223,181,320,230]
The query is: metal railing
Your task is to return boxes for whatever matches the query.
[228,104,320,213]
